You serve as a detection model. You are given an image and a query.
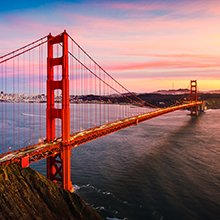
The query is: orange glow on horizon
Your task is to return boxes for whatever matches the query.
[119,79,220,93]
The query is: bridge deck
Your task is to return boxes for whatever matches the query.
[0,101,203,166]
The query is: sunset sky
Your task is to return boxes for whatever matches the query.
[0,0,220,92]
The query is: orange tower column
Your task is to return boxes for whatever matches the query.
[190,80,198,116]
[46,30,73,191]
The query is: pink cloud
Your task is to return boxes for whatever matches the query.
[1,1,220,92]
[105,2,165,12]
[105,1,220,17]
[104,60,220,71]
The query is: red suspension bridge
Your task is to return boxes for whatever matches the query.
[0,30,204,191]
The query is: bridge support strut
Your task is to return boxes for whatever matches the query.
[46,30,73,191]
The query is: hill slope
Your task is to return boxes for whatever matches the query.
[0,164,102,220]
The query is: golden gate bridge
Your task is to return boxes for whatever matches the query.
[0,30,204,191]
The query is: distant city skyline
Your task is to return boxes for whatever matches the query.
[0,0,220,92]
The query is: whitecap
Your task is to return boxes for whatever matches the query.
[22,113,46,118]
[73,184,80,191]
[106,218,128,220]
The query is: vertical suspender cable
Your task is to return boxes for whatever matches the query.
[17,54,20,149]
[13,53,15,150]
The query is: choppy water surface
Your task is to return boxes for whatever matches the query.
[31,107,220,220]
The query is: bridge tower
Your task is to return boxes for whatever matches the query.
[190,80,198,116]
[46,30,73,191]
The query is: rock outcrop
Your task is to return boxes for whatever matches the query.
[0,164,102,220]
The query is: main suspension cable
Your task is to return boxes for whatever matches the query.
[0,35,48,59]
[67,34,158,108]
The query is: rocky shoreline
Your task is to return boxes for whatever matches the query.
[0,164,102,220]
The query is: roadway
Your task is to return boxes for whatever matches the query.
[0,101,203,166]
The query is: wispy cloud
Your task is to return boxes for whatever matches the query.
[105,60,220,71]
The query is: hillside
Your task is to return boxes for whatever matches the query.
[0,164,102,220]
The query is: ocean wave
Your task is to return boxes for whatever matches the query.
[73,184,80,191]
[76,183,131,208]
[95,206,106,211]
[79,183,114,197]
[22,113,46,118]
[106,217,128,220]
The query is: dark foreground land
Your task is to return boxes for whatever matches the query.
[0,164,102,220]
